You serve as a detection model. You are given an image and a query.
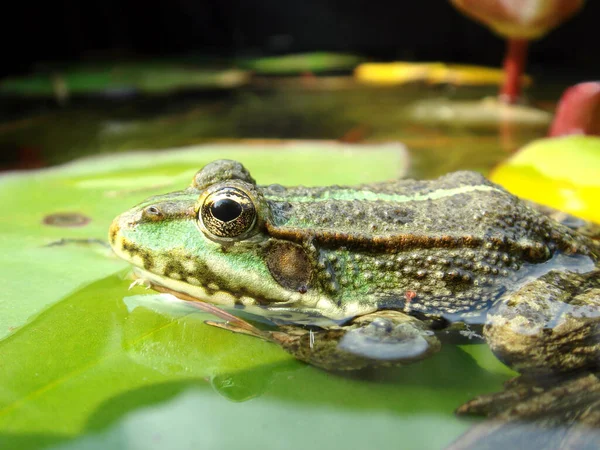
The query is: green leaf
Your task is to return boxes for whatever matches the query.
[0,143,511,449]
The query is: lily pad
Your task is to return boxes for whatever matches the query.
[0,142,512,449]
[490,135,600,223]
[0,62,249,98]
[236,52,363,75]
[407,97,551,128]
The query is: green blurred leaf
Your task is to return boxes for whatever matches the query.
[0,62,248,96]
[237,52,363,75]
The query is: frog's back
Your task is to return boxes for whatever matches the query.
[266,171,554,252]
[263,171,594,319]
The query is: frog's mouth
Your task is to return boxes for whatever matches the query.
[130,266,260,308]
[129,267,352,327]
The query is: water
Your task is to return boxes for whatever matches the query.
[0,80,550,175]
[2,79,595,450]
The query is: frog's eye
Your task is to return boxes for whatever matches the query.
[198,187,257,241]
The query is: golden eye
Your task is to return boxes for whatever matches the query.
[199,187,257,240]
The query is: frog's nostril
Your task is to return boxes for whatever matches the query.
[142,205,164,221]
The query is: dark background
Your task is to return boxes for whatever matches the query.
[3,0,599,79]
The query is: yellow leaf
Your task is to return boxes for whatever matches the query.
[490,135,600,223]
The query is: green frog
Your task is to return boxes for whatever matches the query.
[109,159,600,420]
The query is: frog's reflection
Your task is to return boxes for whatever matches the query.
[121,293,506,404]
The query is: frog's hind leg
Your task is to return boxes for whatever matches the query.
[268,310,441,371]
[457,268,600,423]
[455,269,600,447]
[484,269,600,376]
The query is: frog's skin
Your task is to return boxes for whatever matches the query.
[110,159,600,419]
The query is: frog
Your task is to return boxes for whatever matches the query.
[109,159,600,423]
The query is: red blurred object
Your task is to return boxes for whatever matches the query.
[549,82,600,137]
[0,146,46,171]
[338,124,371,143]
[450,0,585,104]
[501,39,528,103]
[450,0,585,39]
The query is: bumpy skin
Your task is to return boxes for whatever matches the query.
[110,159,600,384]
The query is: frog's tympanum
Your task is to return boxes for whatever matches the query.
[110,159,600,424]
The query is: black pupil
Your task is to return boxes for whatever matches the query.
[211,198,243,222]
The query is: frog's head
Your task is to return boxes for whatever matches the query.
[109,160,339,320]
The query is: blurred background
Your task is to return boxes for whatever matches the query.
[1,0,598,174]
[4,1,600,77]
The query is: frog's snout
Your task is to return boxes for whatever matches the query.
[108,218,120,248]
[108,209,142,252]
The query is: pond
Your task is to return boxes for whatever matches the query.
[1,78,597,450]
